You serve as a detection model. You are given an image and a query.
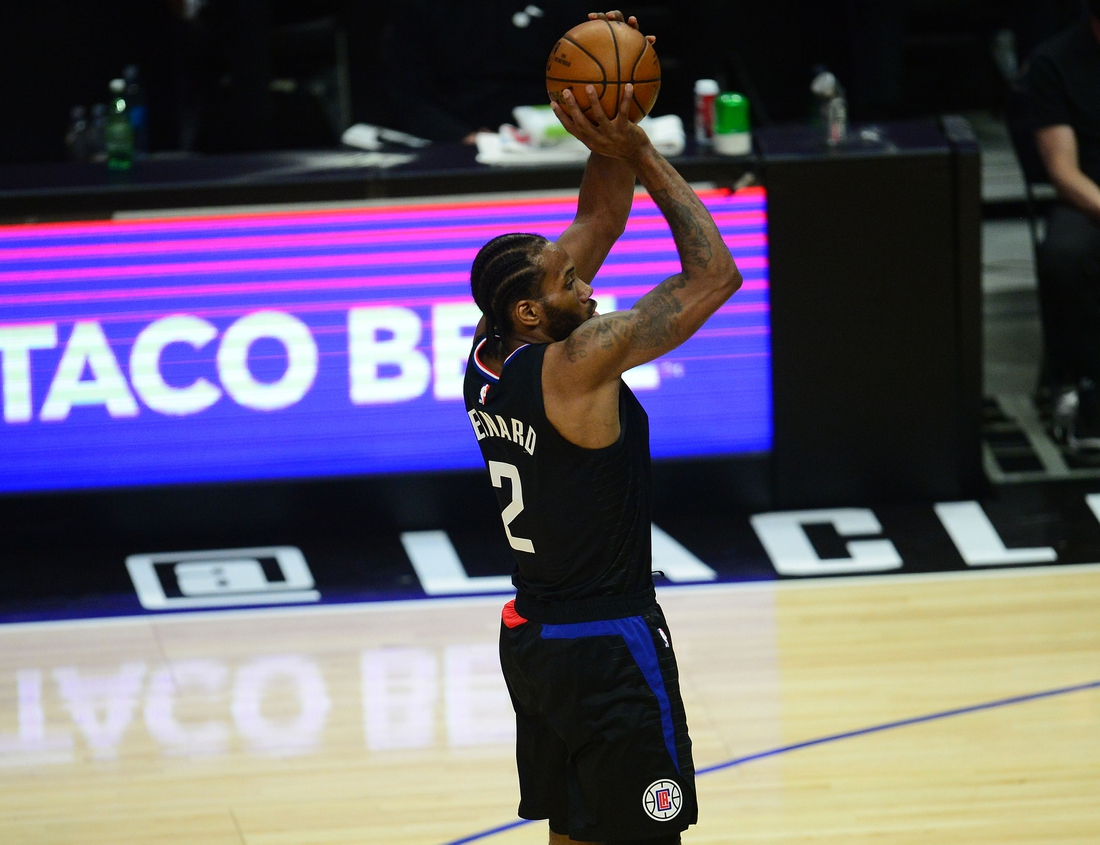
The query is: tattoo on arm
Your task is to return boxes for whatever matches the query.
[563,312,632,361]
[632,275,686,349]
[558,155,738,375]
[562,276,687,366]
[649,188,713,270]
[563,331,589,362]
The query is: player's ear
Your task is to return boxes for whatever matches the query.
[514,299,541,330]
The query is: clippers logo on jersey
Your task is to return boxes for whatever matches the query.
[479,383,489,405]
[643,779,682,821]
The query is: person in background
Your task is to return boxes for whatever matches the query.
[1024,0,1100,453]
[381,0,592,144]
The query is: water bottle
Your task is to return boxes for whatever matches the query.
[825,94,848,148]
[810,70,847,148]
[105,79,134,170]
[64,106,89,161]
[694,79,720,148]
[123,65,149,156]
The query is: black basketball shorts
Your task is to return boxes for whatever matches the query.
[498,599,697,842]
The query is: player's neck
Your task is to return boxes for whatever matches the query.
[485,331,549,369]
[507,329,553,353]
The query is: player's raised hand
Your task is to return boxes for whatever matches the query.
[551,83,650,161]
[588,10,656,45]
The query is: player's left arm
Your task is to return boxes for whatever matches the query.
[554,11,654,284]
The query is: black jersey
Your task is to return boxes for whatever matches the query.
[1025,21,1100,185]
[463,335,655,623]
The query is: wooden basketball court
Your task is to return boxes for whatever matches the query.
[2,564,1098,844]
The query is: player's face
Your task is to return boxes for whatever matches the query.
[537,243,596,341]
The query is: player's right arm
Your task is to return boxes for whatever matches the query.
[548,85,742,386]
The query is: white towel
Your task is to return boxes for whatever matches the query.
[341,123,432,150]
[475,115,686,166]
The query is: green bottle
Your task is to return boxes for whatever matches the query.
[105,78,134,170]
[713,92,752,155]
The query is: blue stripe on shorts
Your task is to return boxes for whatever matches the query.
[540,616,680,774]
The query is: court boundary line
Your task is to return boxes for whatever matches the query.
[3,561,1100,632]
[441,678,1100,845]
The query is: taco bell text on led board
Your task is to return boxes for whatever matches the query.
[0,188,771,494]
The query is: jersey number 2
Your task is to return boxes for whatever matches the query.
[488,461,535,553]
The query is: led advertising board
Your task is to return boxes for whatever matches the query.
[0,188,770,494]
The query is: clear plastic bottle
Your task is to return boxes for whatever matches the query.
[105,78,134,170]
[810,70,847,148]
[825,94,848,147]
[64,106,89,161]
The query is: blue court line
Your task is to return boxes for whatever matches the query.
[445,820,534,845]
[441,678,1100,845]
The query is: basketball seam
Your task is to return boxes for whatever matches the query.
[630,39,649,117]
[630,40,646,80]
[546,76,610,84]
[545,78,655,85]
[561,35,608,86]
[605,19,621,118]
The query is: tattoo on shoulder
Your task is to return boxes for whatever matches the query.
[564,313,632,362]
[563,331,588,362]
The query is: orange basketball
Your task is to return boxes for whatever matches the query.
[546,19,660,122]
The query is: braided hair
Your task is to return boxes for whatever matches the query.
[470,233,550,357]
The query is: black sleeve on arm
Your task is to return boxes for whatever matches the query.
[381,4,475,142]
[1024,53,1073,129]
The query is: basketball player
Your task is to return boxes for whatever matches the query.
[463,13,741,844]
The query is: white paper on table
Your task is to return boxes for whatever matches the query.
[475,114,686,166]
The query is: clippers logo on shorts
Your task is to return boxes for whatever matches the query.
[126,546,319,610]
[642,779,682,821]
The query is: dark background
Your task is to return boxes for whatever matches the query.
[0,0,1088,165]
[0,0,1036,613]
